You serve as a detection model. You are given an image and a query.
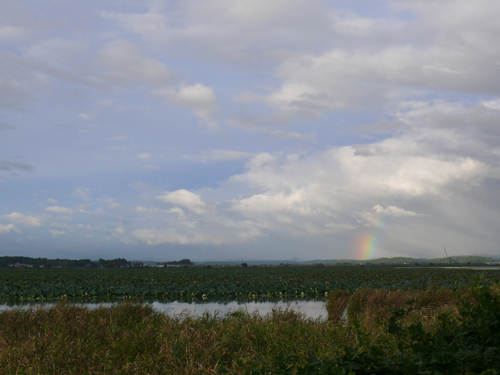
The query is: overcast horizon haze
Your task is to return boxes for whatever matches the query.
[2,0,500,262]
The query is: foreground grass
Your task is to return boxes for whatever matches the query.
[0,281,499,374]
[0,303,347,374]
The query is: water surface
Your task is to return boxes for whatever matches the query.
[0,300,327,320]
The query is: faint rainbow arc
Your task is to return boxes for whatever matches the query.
[357,215,386,260]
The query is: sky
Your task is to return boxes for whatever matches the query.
[1,0,500,262]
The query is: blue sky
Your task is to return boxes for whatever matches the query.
[1,0,500,261]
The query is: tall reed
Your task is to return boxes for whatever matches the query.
[326,287,461,328]
[0,303,345,374]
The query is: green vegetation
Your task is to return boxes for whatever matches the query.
[0,266,499,302]
[327,255,499,265]
[0,280,498,374]
[0,256,194,269]
[1,264,499,374]
[0,256,130,268]
[246,281,500,374]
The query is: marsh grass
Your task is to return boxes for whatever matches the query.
[327,287,461,329]
[325,290,351,322]
[253,282,500,375]
[1,283,498,374]
[0,303,347,374]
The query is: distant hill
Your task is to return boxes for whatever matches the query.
[196,255,499,266]
[325,255,498,265]
[425,255,498,264]
[1,254,498,268]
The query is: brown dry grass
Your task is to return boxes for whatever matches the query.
[0,303,347,374]
[2,285,495,374]
[326,287,462,329]
[325,290,352,322]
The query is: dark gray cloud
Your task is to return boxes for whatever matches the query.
[0,121,14,130]
[0,160,34,172]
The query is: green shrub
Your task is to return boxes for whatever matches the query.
[256,280,500,375]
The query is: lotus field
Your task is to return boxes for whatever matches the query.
[1,266,499,302]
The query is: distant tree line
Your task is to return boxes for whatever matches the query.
[98,258,129,268]
[164,259,193,266]
[0,256,130,269]
[0,256,94,268]
[0,256,196,269]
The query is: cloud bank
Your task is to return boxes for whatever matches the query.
[1,0,499,261]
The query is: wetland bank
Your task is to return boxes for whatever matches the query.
[1,266,499,374]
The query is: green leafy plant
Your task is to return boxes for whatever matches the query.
[253,280,500,375]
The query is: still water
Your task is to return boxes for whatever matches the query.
[0,300,328,320]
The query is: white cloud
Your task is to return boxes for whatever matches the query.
[246,152,276,169]
[260,1,500,115]
[386,100,500,158]
[96,39,219,123]
[104,0,331,65]
[143,165,160,171]
[372,205,425,218]
[45,206,75,215]
[79,112,95,120]
[232,190,315,216]
[226,126,494,241]
[337,141,487,196]
[138,153,152,161]
[98,39,174,88]
[482,99,500,111]
[186,149,253,163]
[0,48,81,111]
[225,117,316,141]
[156,189,209,214]
[331,11,405,36]
[167,207,186,218]
[27,38,86,65]
[2,212,43,226]
[0,224,20,234]
[136,206,160,213]
[153,83,217,121]
[0,25,25,40]
[129,216,264,245]
[71,187,90,200]
[131,228,213,245]
[100,11,170,42]
[50,230,66,237]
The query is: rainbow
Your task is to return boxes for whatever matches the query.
[356,215,386,260]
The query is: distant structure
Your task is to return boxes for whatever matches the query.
[444,245,456,263]
[164,259,194,267]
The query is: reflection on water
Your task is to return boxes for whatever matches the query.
[0,300,327,320]
[152,300,327,320]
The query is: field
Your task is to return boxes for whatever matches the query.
[0,266,499,302]
[0,267,499,374]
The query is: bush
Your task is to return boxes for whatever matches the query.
[325,290,351,322]
[256,280,500,375]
